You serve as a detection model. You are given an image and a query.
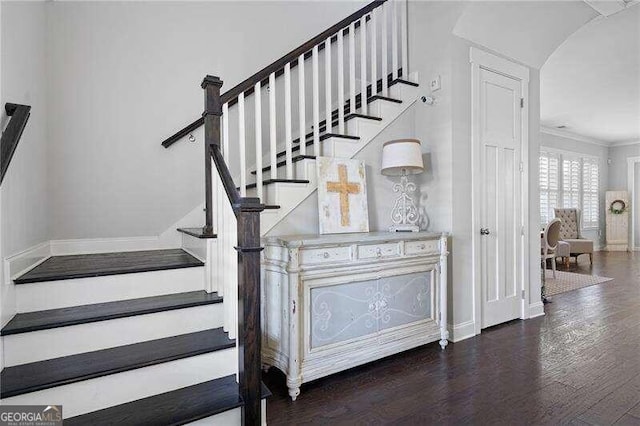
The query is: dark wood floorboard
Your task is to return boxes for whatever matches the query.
[1,328,233,398]
[15,249,203,284]
[1,290,222,336]
[264,252,640,425]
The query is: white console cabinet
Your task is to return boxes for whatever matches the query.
[261,232,449,400]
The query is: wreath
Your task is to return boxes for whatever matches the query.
[609,199,627,215]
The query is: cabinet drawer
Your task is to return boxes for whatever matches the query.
[300,246,351,265]
[357,242,399,259]
[405,240,439,256]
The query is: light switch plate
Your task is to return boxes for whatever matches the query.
[430,75,441,92]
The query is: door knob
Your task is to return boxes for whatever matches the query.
[480,228,490,235]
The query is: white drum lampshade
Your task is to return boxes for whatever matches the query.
[381,139,424,176]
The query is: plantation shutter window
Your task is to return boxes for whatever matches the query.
[538,150,601,230]
[582,158,600,229]
[539,151,560,225]
[562,157,581,210]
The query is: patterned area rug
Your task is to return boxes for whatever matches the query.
[544,270,613,296]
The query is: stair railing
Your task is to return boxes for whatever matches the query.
[201,76,265,425]
[1,103,32,185]
[163,0,409,208]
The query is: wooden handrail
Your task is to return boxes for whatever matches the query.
[162,0,385,149]
[1,103,31,185]
[201,75,265,425]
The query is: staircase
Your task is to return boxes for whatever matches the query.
[0,0,416,424]
[0,249,267,424]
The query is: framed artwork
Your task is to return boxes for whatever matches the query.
[316,157,369,234]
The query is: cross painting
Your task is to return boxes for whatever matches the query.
[317,157,369,234]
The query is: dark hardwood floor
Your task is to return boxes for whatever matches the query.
[264,252,640,425]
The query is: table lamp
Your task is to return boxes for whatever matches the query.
[381,138,425,232]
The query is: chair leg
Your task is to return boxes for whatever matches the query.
[589,253,593,265]
[552,257,556,278]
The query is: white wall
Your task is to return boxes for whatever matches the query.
[453,1,597,69]
[47,0,367,240]
[608,143,640,189]
[1,1,50,336]
[1,1,50,258]
[540,131,609,248]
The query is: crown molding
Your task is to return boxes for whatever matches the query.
[540,126,610,147]
[609,139,640,147]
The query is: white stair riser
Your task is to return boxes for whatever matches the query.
[182,233,207,262]
[345,117,384,141]
[1,348,237,418]
[267,180,314,208]
[185,400,266,426]
[3,304,224,366]
[368,99,404,119]
[389,81,420,104]
[16,267,205,312]
[321,136,362,157]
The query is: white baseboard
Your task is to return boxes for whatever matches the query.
[528,301,545,318]
[49,236,177,256]
[48,206,205,256]
[5,241,51,280]
[448,320,476,343]
[2,242,51,330]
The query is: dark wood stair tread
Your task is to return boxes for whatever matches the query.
[1,291,222,336]
[177,228,217,239]
[368,95,402,103]
[241,179,310,190]
[65,375,271,426]
[0,328,234,399]
[345,113,383,122]
[14,249,203,284]
[390,78,419,87]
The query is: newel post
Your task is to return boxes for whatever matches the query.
[201,75,223,235]
[236,199,265,426]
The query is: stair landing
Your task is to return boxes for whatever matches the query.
[14,249,203,284]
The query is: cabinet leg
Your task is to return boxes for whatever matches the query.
[439,329,449,350]
[288,385,301,401]
[287,377,301,401]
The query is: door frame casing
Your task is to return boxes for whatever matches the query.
[470,47,530,335]
[626,156,640,250]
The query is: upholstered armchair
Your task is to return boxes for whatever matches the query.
[554,208,594,266]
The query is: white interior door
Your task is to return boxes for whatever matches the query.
[478,67,523,329]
